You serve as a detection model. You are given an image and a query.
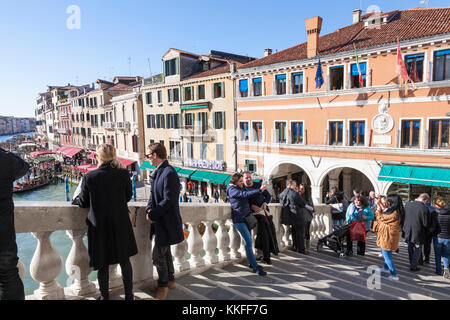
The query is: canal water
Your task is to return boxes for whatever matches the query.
[14,181,98,296]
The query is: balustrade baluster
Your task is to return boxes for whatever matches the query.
[310,214,318,241]
[202,221,218,265]
[17,259,25,282]
[228,221,242,259]
[215,219,230,262]
[172,238,190,272]
[65,230,97,296]
[108,264,123,289]
[30,231,65,300]
[187,221,205,268]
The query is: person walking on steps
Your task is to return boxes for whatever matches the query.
[430,198,450,279]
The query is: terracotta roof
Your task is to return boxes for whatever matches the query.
[239,7,450,70]
[104,83,133,92]
[183,63,233,81]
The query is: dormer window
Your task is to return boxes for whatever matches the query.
[164,58,178,77]
[202,61,210,71]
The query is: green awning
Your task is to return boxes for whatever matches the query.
[180,105,208,110]
[254,179,262,183]
[224,176,232,185]
[34,157,55,164]
[140,161,156,171]
[172,166,182,172]
[190,170,232,185]
[177,168,197,178]
[378,164,450,188]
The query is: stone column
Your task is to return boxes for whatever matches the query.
[342,168,352,199]
[328,169,341,192]
[310,185,322,204]
[30,231,65,300]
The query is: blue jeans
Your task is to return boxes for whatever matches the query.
[381,249,397,277]
[433,237,450,274]
[333,219,345,229]
[234,223,259,269]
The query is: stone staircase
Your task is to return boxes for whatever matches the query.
[102,233,450,300]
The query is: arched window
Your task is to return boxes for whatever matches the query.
[122,105,126,122]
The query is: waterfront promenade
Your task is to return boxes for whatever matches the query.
[14,202,450,300]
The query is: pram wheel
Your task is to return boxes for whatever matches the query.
[338,251,346,259]
[317,241,324,252]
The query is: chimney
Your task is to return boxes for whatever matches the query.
[353,9,362,24]
[264,49,273,57]
[230,62,236,73]
[305,16,323,58]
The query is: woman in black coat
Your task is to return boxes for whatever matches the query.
[74,144,137,300]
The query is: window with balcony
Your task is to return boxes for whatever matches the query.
[253,78,262,96]
[216,144,224,161]
[164,58,178,77]
[401,120,421,148]
[185,113,194,128]
[146,92,152,105]
[200,143,207,160]
[275,74,286,95]
[433,49,450,81]
[198,112,208,134]
[330,66,344,90]
[239,122,249,141]
[197,85,205,100]
[351,62,367,88]
[239,79,248,97]
[252,122,263,142]
[186,142,193,159]
[274,121,287,143]
[350,121,365,146]
[156,114,165,129]
[132,135,139,153]
[184,87,193,101]
[213,112,225,129]
[429,119,449,149]
[405,54,424,83]
[169,141,182,159]
[291,73,303,94]
[291,122,303,144]
[213,82,225,98]
[245,159,257,173]
[329,121,343,145]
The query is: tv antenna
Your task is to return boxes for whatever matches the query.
[147,58,152,77]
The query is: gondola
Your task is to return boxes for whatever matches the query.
[13,180,51,193]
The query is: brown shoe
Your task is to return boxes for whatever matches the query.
[155,287,169,300]
[150,281,176,292]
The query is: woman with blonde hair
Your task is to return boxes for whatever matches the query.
[74,144,137,300]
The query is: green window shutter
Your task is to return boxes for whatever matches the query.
[213,112,216,129]
[191,86,195,100]
[176,57,179,75]
[222,112,225,129]
[221,82,225,98]
[212,84,215,99]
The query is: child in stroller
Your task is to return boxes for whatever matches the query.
[317,223,352,259]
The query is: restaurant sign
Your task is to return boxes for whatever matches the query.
[184,158,224,171]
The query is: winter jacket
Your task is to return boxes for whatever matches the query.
[431,207,450,239]
[346,205,375,230]
[226,185,261,224]
[403,201,431,244]
[246,181,271,211]
[279,187,308,226]
[373,209,401,251]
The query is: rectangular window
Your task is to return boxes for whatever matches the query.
[239,79,248,97]
[291,73,303,94]
[401,120,421,148]
[157,91,162,104]
[330,66,344,90]
[184,87,193,101]
[146,92,152,105]
[245,159,257,173]
[146,115,151,128]
[197,85,205,100]
[275,121,287,143]
[164,58,178,77]
[213,112,225,129]
[253,78,262,96]
[186,142,193,159]
[216,144,224,161]
[433,49,450,81]
[168,89,173,103]
[156,114,165,129]
[239,122,249,141]
[197,112,208,134]
[252,122,263,142]
[429,119,449,149]
[329,121,343,145]
[185,113,194,128]
[291,122,303,144]
[213,82,224,98]
[351,62,367,88]
[169,141,181,159]
[275,74,286,95]
[350,121,365,146]
[405,54,424,83]
[173,88,179,102]
[200,143,207,160]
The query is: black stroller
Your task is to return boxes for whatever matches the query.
[316,223,352,259]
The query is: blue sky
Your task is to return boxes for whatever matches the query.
[0,0,447,117]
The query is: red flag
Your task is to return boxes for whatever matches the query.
[396,40,416,94]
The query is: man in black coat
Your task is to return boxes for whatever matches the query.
[279,180,308,254]
[145,143,184,300]
[404,193,431,272]
[0,148,29,300]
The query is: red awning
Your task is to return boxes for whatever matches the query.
[77,164,97,173]
[30,151,56,159]
[117,158,136,168]
[58,147,83,158]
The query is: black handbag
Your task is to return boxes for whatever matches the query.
[244,213,258,230]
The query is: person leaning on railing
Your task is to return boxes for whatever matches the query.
[226,173,267,276]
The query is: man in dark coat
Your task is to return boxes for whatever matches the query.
[279,180,308,254]
[0,147,29,300]
[243,172,278,264]
[145,143,184,300]
[404,193,431,271]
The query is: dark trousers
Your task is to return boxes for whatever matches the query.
[346,232,366,255]
[0,207,25,300]
[408,242,422,269]
[152,244,175,287]
[421,232,433,262]
[305,221,311,241]
[291,224,306,254]
[97,259,133,299]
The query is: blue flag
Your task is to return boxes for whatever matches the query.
[315,56,324,89]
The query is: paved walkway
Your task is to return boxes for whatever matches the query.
[94,233,450,300]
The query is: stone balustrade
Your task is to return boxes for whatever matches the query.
[14,202,332,300]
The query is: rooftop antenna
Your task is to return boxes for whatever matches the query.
[128,57,132,76]
[147,58,152,77]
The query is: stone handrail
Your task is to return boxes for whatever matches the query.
[14,202,332,300]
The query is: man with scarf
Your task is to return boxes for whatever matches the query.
[145,143,184,300]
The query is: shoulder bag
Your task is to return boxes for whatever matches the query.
[244,212,258,230]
